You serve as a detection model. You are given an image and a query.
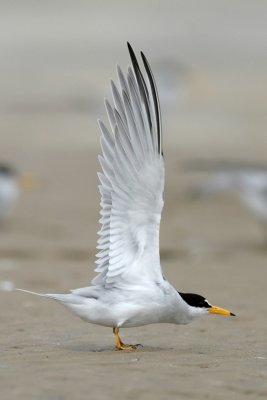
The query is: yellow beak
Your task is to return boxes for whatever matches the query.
[208,305,235,316]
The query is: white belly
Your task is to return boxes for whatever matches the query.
[60,283,186,328]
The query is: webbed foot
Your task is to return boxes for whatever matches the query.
[113,327,142,351]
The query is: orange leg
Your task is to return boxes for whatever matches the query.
[113,327,142,351]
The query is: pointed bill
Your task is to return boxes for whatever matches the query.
[208,305,236,316]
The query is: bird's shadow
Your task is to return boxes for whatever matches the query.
[61,343,174,353]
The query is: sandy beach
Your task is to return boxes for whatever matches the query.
[1,1,267,399]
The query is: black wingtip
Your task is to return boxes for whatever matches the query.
[140,49,162,156]
[140,52,147,71]
[230,312,236,316]
[127,42,134,57]
[127,42,139,66]
[140,51,145,60]
[126,42,162,156]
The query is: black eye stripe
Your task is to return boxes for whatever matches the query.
[178,292,211,308]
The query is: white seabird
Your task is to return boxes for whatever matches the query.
[0,164,37,225]
[0,164,19,222]
[185,160,267,240]
[19,43,235,350]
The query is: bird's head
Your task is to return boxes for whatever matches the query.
[179,292,235,320]
[0,164,38,191]
[0,164,17,178]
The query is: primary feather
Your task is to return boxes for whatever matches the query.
[93,42,164,289]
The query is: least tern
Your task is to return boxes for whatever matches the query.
[19,44,235,350]
[0,164,19,222]
[0,164,36,224]
[185,160,267,238]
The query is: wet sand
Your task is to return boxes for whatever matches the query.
[1,1,267,399]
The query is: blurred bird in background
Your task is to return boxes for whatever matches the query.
[184,160,267,241]
[0,163,36,225]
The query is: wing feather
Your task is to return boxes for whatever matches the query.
[92,43,164,289]
[104,99,116,133]
[111,80,127,127]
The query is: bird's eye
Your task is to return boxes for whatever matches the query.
[199,300,211,308]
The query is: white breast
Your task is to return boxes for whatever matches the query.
[0,177,19,219]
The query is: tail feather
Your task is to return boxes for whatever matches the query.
[16,288,65,301]
[16,288,47,297]
[16,288,86,304]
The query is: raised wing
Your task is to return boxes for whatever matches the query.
[92,43,165,289]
